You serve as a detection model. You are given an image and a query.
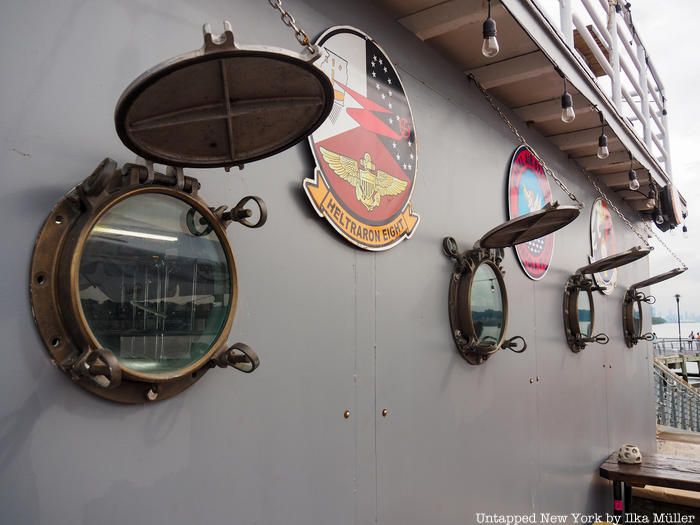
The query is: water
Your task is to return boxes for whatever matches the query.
[652,321,700,339]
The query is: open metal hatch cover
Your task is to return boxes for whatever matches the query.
[478,203,580,249]
[115,23,334,168]
[630,267,687,290]
[576,246,651,275]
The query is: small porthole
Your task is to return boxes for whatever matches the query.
[443,203,579,364]
[35,273,47,286]
[51,337,61,348]
[622,267,685,347]
[564,246,650,352]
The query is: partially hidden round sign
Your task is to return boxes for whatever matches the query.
[590,197,617,294]
[305,26,420,250]
[507,145,554,280]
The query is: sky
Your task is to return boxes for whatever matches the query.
[625,1,700,320]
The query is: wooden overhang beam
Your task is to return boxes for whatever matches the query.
[548,127,622,151]
[596,170,651,189]
[466,51,553,89]
[398,0,495,41]
[513,93,592,123]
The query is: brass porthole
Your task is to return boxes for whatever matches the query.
[622,267,686,347]
[443,203,580,365]
[28,22,334,403]
[30,160,264,403]
[563,246,650,352]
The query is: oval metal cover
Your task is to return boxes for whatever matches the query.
[576,246,651,275]
[115,27,334,168]
[630,267,686,290]
[479,204,580,249]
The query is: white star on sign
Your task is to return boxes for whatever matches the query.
[388,91,392,96]
[381,93,386,100]
[408,140,412,147]
[392,142,396,149]
[389,117,393,124]
[379,59,383,65]
[388,103,392,109]
[408,164,412,170]
[383,66,388,73]
[373,55,377,61]
[376,83,380,89]
[372,71,376,78]
[371,61,375,68]
[403,163,407,169]
[409,153,414,160]
[387,78,392,85]
[396,153,400,160]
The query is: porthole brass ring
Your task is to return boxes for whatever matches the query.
[29,160,252,403]
[444,241,510,365]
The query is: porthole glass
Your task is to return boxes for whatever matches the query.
[78,193,232,377]
[632,300,642,336]
[577,290,593,338]
[471,263,504,345]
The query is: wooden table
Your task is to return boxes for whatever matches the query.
[599,452,700,518]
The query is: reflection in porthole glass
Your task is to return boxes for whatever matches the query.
[470,263,504,345]
[633,301,642,336]
[78,193,232,376]
[577,291,593,338]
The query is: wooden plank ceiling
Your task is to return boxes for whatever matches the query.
[378,0,656,213]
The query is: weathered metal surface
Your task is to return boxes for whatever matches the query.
[0,0,657,522]
[115,23,334,169]
[478,203,580,249]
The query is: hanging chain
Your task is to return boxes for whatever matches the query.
[582,170,651,248]
[468,74,658,249]
[641,220,688,269]
[267,0,315,53]
[468,74,582,207]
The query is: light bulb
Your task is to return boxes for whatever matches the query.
[561,92,575,123]
[597,134,609,159]
[628,169,640,191]
[482,35,499,57]
[683,225,689,238]
[482,16,499,58]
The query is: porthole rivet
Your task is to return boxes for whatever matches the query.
[343,410,350,419]
[382,409,388,417]
[146,388,159,401]
[55,215,64,224]
[529,378,534,384]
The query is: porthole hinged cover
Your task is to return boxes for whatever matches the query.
[115,22,333,169]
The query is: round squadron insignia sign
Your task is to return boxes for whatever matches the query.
[590,197,617,294]
[507,145,554,280]
[304,26,420,250]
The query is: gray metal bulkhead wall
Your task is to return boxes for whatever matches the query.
[0,0,655,523]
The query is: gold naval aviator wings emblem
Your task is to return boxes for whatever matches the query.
[320,147,407,212]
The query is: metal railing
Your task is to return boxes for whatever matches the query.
[653,337,700,357]
[654,359,700,432]
[533,0,671,175]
